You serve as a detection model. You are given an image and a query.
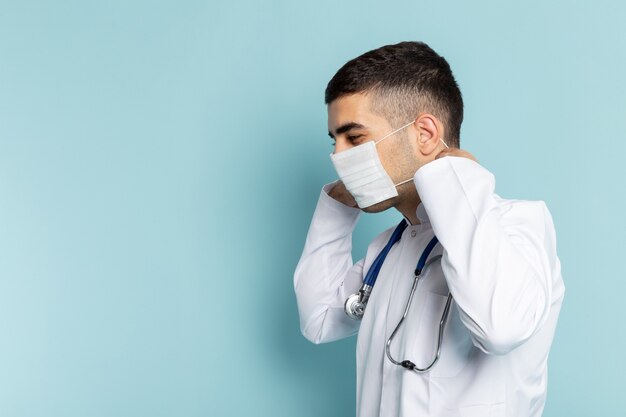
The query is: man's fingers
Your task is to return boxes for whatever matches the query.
[435,149,453,159]
[434,148,478,163]
[329,182,358,208]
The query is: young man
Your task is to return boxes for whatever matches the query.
[293,41,565,417]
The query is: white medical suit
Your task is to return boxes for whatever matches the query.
[293,156,565,417]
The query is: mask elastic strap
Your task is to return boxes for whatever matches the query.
[375,120,416,145]
[394,177,414,187]
[377,121,450,149]
[393,138,451,187]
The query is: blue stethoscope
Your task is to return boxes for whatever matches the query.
[344,219,453,373]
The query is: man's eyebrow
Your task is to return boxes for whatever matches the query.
[328,122,366,139]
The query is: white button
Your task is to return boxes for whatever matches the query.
[411,230,417,237]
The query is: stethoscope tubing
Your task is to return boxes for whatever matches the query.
[385,254,453,373]
[345,219,454,373]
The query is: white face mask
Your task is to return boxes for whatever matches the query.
[329,120,449,208]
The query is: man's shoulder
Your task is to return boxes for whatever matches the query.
[495,195,562,290]
[494,194,552,221]
[494,194,555,239]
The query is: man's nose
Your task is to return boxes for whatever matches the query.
[333,140,350,154]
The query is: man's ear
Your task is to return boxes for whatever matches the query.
[415,113,443,152]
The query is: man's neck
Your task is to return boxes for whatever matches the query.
[395,198,420,225]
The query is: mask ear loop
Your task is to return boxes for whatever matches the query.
[392,137,451,188]
[377,119,450,149]
[374,120,415,187]
[394,177,415,187]
[374,120,416,145]
[375,119,450,187]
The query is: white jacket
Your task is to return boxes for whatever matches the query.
[293,156,565,417]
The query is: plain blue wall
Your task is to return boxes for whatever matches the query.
[1,1,624,416]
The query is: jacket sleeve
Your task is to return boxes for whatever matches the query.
[293,182,364,344]
[413,156,558,355]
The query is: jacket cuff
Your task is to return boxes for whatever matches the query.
[413,156,497,249]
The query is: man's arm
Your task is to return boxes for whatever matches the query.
[414,155,561,355]
[293,182,364,344]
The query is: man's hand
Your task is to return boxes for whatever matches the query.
[434,147,479,163]
[328,181,358,208]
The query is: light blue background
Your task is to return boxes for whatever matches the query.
[1,1,624,416]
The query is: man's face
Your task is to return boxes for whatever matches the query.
[327,92,419,213]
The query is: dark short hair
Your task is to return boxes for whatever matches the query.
[325,41,463,147]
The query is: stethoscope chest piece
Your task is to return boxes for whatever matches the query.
[345,284,373,320]
[345,293,365,320]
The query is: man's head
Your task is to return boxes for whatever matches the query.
[326,41,463,214]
